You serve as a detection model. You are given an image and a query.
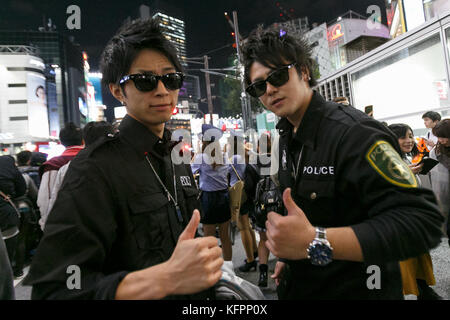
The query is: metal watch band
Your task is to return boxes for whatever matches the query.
[316,227,327,240]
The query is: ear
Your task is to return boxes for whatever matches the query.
[109,83,126,104]
[300,66,311,82]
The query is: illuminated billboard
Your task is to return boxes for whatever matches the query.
[27,73,49,138]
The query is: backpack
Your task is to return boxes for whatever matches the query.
[251,165,284,230]
[214,262,266,300]
[14,196,42,254]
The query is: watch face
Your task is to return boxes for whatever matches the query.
[308,241,333,266]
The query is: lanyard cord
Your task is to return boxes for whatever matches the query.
[144,154,178,205]
[292,145,304,183]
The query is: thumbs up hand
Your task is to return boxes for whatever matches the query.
[165,210,223,295]
[265,188,315,260]
[178,209,201,242]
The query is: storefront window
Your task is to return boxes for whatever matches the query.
[351,32,448,133]
[447,27,450,65]
[423,0,450,21]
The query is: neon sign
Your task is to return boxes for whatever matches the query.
[328,24,344,41]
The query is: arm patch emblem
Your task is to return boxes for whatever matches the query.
[365,140,417,188]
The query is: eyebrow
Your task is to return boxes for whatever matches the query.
[251,68,276,83]
[136,67,176,74]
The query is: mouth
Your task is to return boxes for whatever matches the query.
[271,98,285,108]
[150,104,172,110]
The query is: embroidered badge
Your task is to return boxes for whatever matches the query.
[180,176,192,187]
[366,140,417,188]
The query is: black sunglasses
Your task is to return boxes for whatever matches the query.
[119,72,185,92]
[246,63,297,98]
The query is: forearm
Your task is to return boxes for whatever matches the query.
[115,262,172,300]
[326,227,363,262]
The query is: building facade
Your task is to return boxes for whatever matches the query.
[0,30,86,132]
[315,11,450,136]
[0,46,50,152]
[304,11,390,79]
[387,0,450,38]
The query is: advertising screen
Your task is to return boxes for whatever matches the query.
[27,73,50,138]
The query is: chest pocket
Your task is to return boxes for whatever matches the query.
[296,179,336,226]
[181,186,201,220]
[128,192,169,251]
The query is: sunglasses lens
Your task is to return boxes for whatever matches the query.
[246,65,292,98]
[162,73,184,90]
[267,67,289,87]
[246,81,267,98]
[133,76,158,92]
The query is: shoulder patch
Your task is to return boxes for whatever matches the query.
[365,140,417,188]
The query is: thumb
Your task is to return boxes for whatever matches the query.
[283,188,301,216]
[178,209,200,242]
[271,267,281,278]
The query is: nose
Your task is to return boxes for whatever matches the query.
[154,79,169,96]
[265,82,278,96]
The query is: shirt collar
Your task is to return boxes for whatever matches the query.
[118,114,174,158]
[276,90,325,150]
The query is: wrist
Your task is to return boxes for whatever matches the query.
[157,261,174,297]
[115,264,169,300]
[306,226,333,266]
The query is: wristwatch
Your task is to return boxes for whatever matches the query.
[307,227,333,266]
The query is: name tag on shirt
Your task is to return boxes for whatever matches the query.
[180,176,192,186]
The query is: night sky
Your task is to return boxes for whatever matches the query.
[0,0,386,116]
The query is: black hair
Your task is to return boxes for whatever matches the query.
[16,150,32,166]
[35,85,45,97]
[100,18,183,91]
[82,121,114,147]
[422,111,441,122]
[59,122,83,147]
[241,25,317,87]
[30,152,47,166]
[388,123,419,157]
[432,119,450,139]
[432,119,450,158]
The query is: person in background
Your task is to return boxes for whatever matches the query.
[29,152,47,189]
[0,155,26,278]
[17,151,40,194]
[37,122,84,230]
[0,232,15,299]
[41,121,115,230]
[244,133,273,287]
[16,151,38,204]
[422,111,441,150]
[14,151,39,278]
[388,123,441,300]
[228,133,258,273]
[388,124,423,174]
[191,124,233,266]
[432,119,450,246]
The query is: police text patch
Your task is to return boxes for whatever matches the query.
[366,140,417,188]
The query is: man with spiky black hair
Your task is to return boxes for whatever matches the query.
[24,19,223,300]
[241,26,444,299]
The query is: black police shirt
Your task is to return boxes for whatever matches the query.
[23,115,207,300]
[276,91,444,299]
